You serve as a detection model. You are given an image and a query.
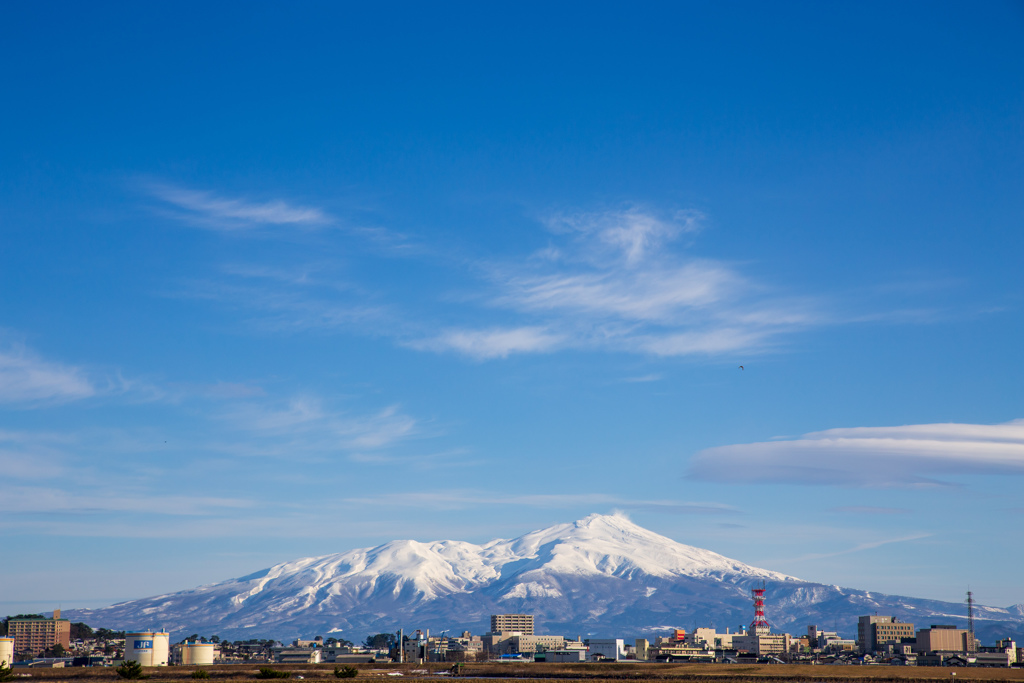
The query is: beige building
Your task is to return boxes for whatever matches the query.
[490,614,534,635]
[915,626,970,653]
[509,635,565,653]
[733,633,790,655]
[857,615,914,652]
[9,610,70,654]
[686,627,736,649]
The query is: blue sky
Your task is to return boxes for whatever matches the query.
[2,0,1023,619]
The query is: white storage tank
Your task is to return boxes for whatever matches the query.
[125,632,170,666]
[0,637,14,667]
[182,641,216,665]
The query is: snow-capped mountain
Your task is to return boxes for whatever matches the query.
[66,514,1023,643]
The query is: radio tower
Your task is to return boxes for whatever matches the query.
[966,590,976,653]
[750,581,770,636]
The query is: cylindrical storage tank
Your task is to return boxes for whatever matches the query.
[125,632,170,666]
[0,637,14,667]
[182,642,215,666]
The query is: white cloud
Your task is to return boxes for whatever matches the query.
[418,207,819,359]
[689,419,1024,487]
[545,207,703,266]
[0,346,95,405]
[410,326,565,359]
[498,261,738,321]
[219,396,422,454]
[146,183,328,230]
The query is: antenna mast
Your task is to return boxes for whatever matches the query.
[966,591,976,653]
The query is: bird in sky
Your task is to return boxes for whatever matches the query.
[738,365,744,370]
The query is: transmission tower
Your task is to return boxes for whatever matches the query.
[750,581,770,636]
[966,590,976,653]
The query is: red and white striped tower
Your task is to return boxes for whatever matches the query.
[750,581,770,636]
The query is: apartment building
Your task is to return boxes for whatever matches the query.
[490,614,534,635]
[8,610,70,654]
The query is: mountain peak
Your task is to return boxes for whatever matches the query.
[574,512,642,531]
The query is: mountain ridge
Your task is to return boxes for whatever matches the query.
[66,514,1023,644]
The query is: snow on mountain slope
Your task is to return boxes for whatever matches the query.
[494,514,792,582]
[65,514,1024,643]
[219,513,794,612]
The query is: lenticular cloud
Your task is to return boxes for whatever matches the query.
[689,419,1024,487]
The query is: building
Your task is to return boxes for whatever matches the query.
[544,649,585,662]
[585,639,625,661]
[490,614,534,635]
[857,616,914,653]
[732,633,790,656]
[125,632,170,667]
[271,647,321,664]
[425,633,483,662]
[8,610,71,655]
[686,628,736,649]
[508,635,565,654]
[0,637,14,667]
[915,625,970,653]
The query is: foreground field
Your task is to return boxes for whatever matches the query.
[10,662,1024,683]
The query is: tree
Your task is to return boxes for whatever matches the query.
[70,622,94,640]
[255,667,290,679]
[333,666,358,678]
[46,643,66,658]
[116,660,148,680]
[364,634,396,650]
[96,628,126,641]
[0,663,16,683]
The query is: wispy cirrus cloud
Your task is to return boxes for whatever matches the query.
[342,490,739,515]
[408,326,566,359]
[689,419,1024,487]
[0,345,96,406]
[773,533,932,563]
[217,396,423,455]
[415,206,820,359]
[145,182,329,230]
[0,486,254,516]
[829,506,912,515]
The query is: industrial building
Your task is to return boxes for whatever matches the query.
[8,610,70,655]
[171,641,217,665]
[0,637,14,667]
[915,625,972,653]
[125,632,170,667]
[271,646,321,664]
[490,614,534,635]
[585,638,626,661]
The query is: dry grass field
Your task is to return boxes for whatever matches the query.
[7,662,1024,683]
